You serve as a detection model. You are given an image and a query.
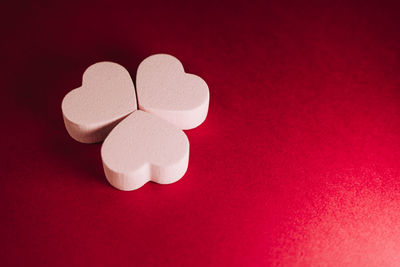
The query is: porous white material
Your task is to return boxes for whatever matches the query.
[101,110,189,191]
[62,62,137,143]
[62,55,209,191]
[136,54,209,130]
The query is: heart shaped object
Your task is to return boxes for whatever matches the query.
[136,54,209,130]
[62,62,137,143]
[101,110,189,191]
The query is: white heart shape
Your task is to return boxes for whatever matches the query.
[62,62,137,143]
[136,54,209,130]
[101,110,189,191]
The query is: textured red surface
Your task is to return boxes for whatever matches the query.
[2,0,400,266]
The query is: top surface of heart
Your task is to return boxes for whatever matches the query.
[137,54,209,130]
[62,61,137,128]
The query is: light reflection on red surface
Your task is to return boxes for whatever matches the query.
[277,170,400,266]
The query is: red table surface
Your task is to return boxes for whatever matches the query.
[2,0,400,266]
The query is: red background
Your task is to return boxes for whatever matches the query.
[2,0,400,266]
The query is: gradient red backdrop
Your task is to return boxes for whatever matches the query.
[2,0,400,266]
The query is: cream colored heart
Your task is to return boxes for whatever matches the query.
[136,54,209,130]
[101,110,189,191]
[62,62,137,143]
